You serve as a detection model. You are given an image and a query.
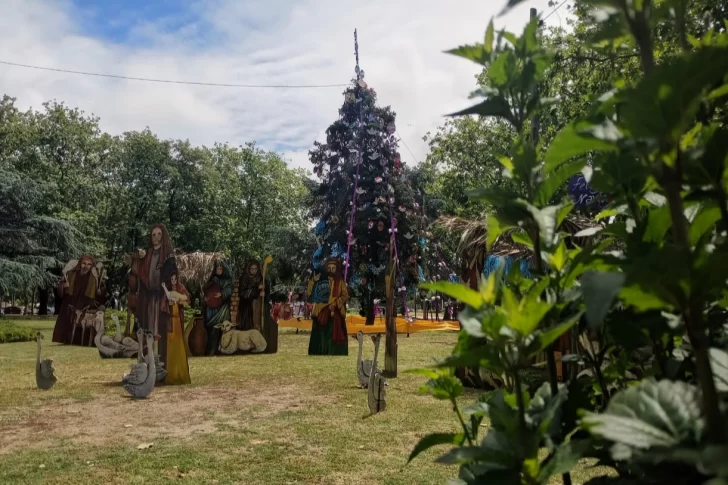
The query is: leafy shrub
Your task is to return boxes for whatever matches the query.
[409,2,728,484]
[0,321,36,343]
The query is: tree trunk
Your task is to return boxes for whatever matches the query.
[38,287,49,315]
[364,292,375,325]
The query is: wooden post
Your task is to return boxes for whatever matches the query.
[383,246,398,378]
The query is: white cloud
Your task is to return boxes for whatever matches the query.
[0,0,563,173]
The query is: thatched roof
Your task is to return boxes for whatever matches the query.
[175,251,226,286]
[435,213,602,260]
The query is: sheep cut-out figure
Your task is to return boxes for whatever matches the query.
[214,320,267,354]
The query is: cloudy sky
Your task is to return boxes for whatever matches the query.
[0,0,566,172]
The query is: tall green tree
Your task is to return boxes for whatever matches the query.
[0,169,83,299]
[308,75,424,324]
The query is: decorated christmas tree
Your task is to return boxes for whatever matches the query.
[308,33,425,330]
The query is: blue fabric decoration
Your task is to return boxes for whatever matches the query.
[418,236,426,246]
[449,273,459,283]
[483,255,532,280]
[568,172,607,209]
[418,265,425,282]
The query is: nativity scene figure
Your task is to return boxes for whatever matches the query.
[307,258,349,356]
[202,260,233,356]
[162,270,191,385]
[52,255,107,346]
[133,224,177,384]
[237,259,264,332]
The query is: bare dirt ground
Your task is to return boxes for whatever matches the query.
[0,383,320,455]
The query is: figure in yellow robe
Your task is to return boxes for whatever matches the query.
[307,258,349,356]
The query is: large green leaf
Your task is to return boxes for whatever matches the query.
[620,47,728,142]
[488,49,517,88]
[709,347,728,392]
[643,205,673,243]
[420,281,483,309]
[526,382,569,437]
[537,440,592,484]
[689,204,722,247]
[484,19,495,55]
[526,203,569,249]
[407,433,465,463]
[535,314,582,353]
[486,213,513,252]
[501,288,553,338]
[448,96,515,127]
[544,120,620,173]
[581,379,704,457]
[445,44,490,66]
[581,271,626,330]
[536,158,585,206]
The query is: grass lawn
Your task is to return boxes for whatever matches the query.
[0,319,605,485]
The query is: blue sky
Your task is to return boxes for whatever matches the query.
[0,0,560,170]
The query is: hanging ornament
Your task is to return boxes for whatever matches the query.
[368,138,377,149]
[359,263,367,272]
[368,220,374,230]
[360,277,367,286]
[359,69,366,80]
[345,92,355,103]
[369,88,376,96]
[394,156,401,170]
[387,121,396,135]
[356,187,365,195]
[331,215,339,224]
[404,232,414,239]
[389,197,395,204]
[375,176,383,183]
[369,153,380,160]
[367,128,378,136]
[358,79,368,89]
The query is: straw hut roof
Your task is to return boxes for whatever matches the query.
[175,251,226,286]
[435,213,603,260]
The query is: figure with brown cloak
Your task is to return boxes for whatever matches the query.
[237,259,263,332]
[134,224,176,379]
[307,258,349,356]
[52,255,104,345]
